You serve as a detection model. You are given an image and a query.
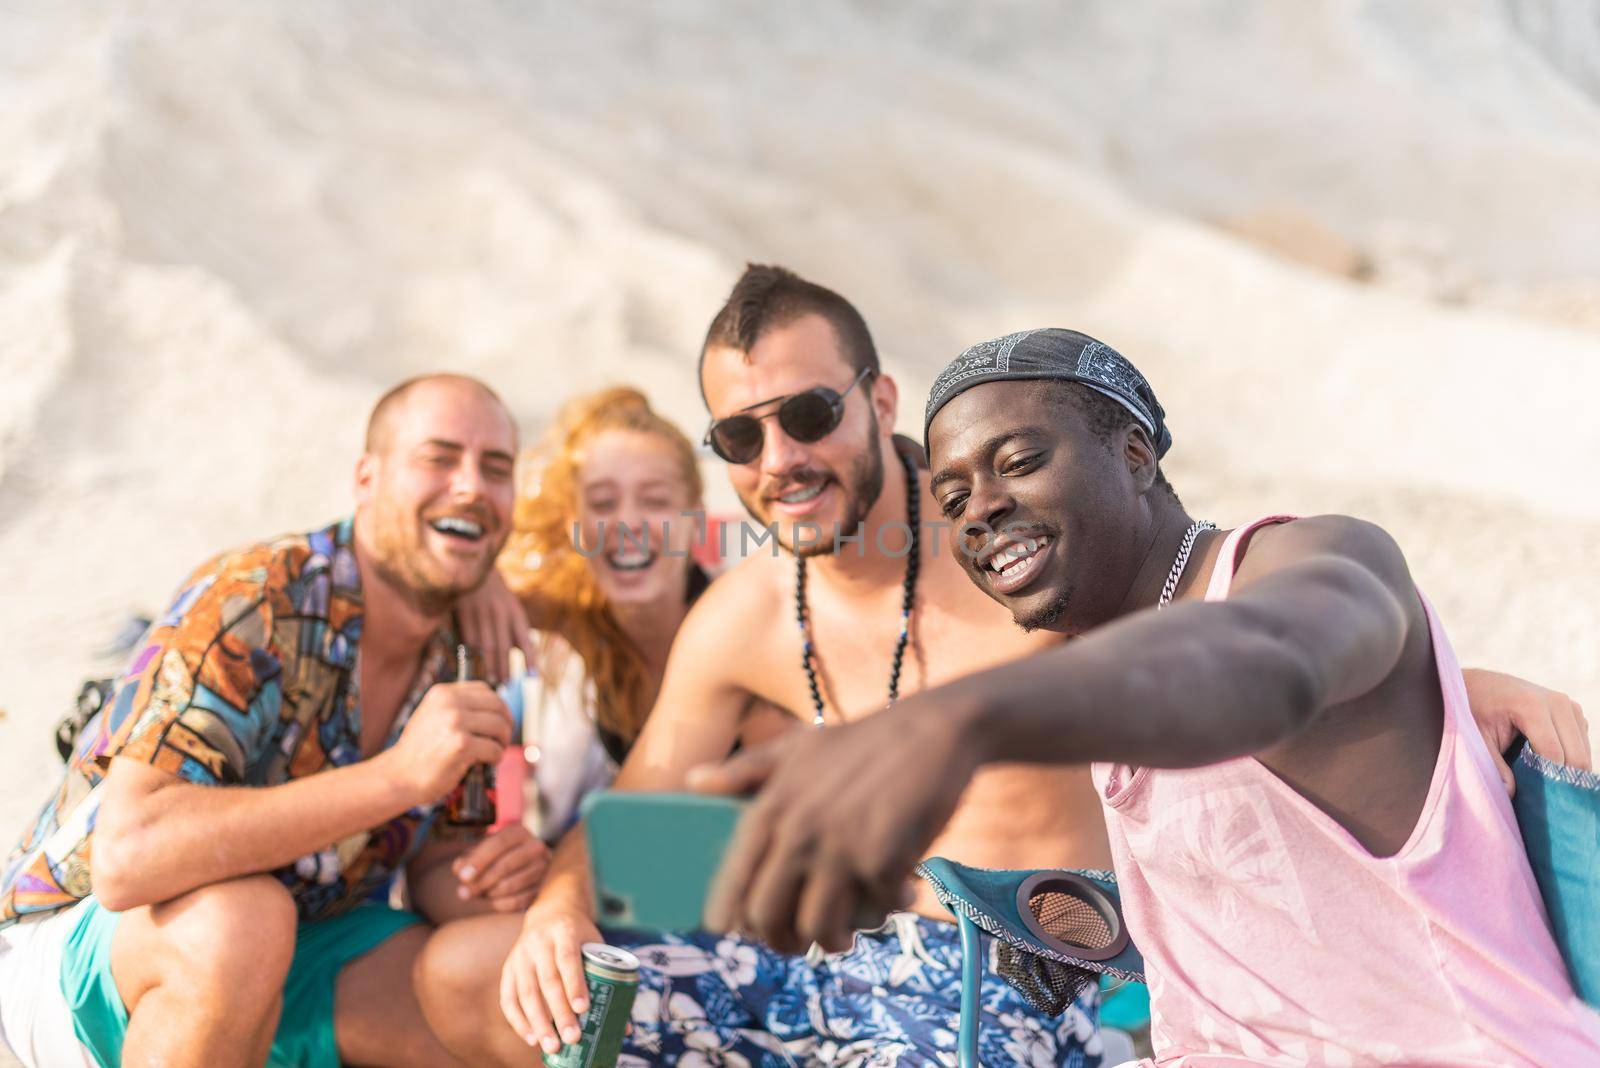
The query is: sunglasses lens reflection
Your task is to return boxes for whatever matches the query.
[710,416,765,463]
[709,388,844,463]
[778,390,840,443]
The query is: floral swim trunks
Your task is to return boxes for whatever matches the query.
[604,913,1102,1067]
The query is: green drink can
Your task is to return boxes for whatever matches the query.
[541,943,640,1068]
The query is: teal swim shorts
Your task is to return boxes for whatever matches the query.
[59,895,423,1068]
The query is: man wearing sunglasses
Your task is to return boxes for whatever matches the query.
[417,266,1584,1067]
[703,364,871,464]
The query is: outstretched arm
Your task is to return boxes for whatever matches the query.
[693,516,1424,952]
[949,516,1415,768]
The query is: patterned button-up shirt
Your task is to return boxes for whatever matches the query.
[1,518,468,927]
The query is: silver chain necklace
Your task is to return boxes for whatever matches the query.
[1157,520,1217,609]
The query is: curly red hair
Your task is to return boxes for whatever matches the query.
[500,387,703,744]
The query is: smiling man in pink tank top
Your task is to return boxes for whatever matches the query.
[692,328,1599,1065]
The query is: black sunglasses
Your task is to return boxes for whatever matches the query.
[703,368,871,464]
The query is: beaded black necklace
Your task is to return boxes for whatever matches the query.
[794,446,921,726]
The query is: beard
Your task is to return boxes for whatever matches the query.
[1015,583,1073,632]
[366,497,500,617]
[738,433,887,559]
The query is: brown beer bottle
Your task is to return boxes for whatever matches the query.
[444,642,497,828]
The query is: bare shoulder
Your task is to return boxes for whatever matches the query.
[1236,514,1412,592]
[664,551,788,683]
[690,552,786,629]
[624,555,790,779]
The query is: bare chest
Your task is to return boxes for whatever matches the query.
[765,582,1044,724]
[939,762,1112,870]
[355,669,409,757]
[735,570,1111,907]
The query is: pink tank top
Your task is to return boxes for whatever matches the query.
[1092,516,1600,1066]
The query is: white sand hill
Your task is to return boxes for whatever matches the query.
[2,0,1599,924]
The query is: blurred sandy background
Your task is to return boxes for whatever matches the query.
[3,0,1599,892]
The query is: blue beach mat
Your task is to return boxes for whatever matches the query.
[1511,742,1600,1007]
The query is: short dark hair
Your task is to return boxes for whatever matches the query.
[1047,381,1180,503]
[698,264,879,400]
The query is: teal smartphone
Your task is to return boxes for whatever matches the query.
[581,791,746,932]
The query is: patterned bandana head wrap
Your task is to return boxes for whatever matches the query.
[923,328,1172,458]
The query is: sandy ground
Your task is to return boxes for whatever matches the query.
[2,3,1599,1058]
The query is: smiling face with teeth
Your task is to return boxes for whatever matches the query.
[575,429,703,606]
[702,313,895,556]
[355,376,517,617]
[928,380,1164,634]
